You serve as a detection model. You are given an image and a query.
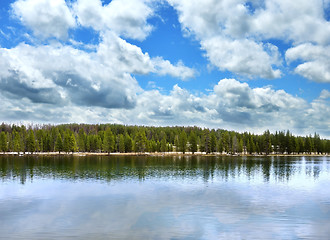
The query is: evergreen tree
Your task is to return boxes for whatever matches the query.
[55,134,63,153]
[246,139,251,154]
[217,138,223,153]
[124,133,132,153]
[178,130,187,153]
[160,137,167,152]
[118,134,125,153]
[174,135,179,152]
[209,131,217,153]
[12,130,21,153]
[0,132,7,152]
[69,133,78,153]
[26,129,36,153]
[103,128,115,153]
[238,138,244,153]
[222,131,230,153]
[134,130,147,153]
[189,131,197,154]
[78,128,87,152]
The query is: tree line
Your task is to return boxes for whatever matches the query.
[0,123,329,155]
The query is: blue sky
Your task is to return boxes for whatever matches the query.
[0,0,329,138]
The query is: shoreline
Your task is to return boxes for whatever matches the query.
[0,152,328,157]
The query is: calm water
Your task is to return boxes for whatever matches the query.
[0,155,330,240]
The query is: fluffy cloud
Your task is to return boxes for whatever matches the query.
[286,44,330,83]
[1,77,329,137]
[152,57,196,80]
[168,0,330,81]
[0,41,140,109]
[74,0,154,40]
[250,0,330,45]
[167,0,283,79]
[118,78,328,137]
[12,0,75,39]
[0,29,195,109]
[201,37,281,79]
[319,90,330,99]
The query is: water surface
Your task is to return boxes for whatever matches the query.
[0,155,329,239]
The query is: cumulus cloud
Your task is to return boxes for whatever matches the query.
[74,0,154,40]
[12,0,75,39]
[319,90,330,99]
[0,29,195,110]
[286,43,330,83]
[167,0,330,81]
[250,0,330,45]
[0,42,140,109]
[152,57,196,80]
[201,37,281,79]
[115,79,328,137]
[1,77,329,137]
[167,0,282,79]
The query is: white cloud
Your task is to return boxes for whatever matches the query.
[152,57,196,80]
[286,44,330,83]
[0,30,195,109]
[251,0,330,45]
[319,90,330,99]
[12,0,75,39]
[168,0,330,81]
[113,79,328,138]
[74,0,154,40]
[1,77,329,137]
[0,42,140,108]
[202,37,281,79]
[167,0,282,79]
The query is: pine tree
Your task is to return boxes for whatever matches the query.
[55,134,63,153]
[160,137,167,152]
[124,133,132,153]
[134,130,147,153]
[26,129,36,153]
[178,130,187,153]
[189,131,197,154]
[0,132,7,152]
[68,133,78,153]
[78,128,87,152]
[238,138,244,153]
[12,131,21,153]
[118,134,125,153]
[174,135,179,152]
[246,139,251,154]
[209,131,217,153]
[103,128,115,154]
[217,139,223,153]
[222,131,230,153]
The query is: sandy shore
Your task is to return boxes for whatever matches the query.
[0,152,328,157]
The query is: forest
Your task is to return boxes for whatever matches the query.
[0,123,329,155]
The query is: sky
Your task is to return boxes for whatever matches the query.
[0,0,329,138]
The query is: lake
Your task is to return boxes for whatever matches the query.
[0,155,330,239]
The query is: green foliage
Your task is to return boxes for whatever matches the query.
[124,133,132,153]
[118,134,125,153]
[26,129,36,153]
[0,132,7,152]
[160,137,167,152]
[55,134,63,153]
[134,130,147,153]
[0,123,328,155]
[209,131,217,153]
[12,130,21,153]
[178,130,187,153]
[78,129,87,152]
[189,131,197,154]
[103,128,115,153]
